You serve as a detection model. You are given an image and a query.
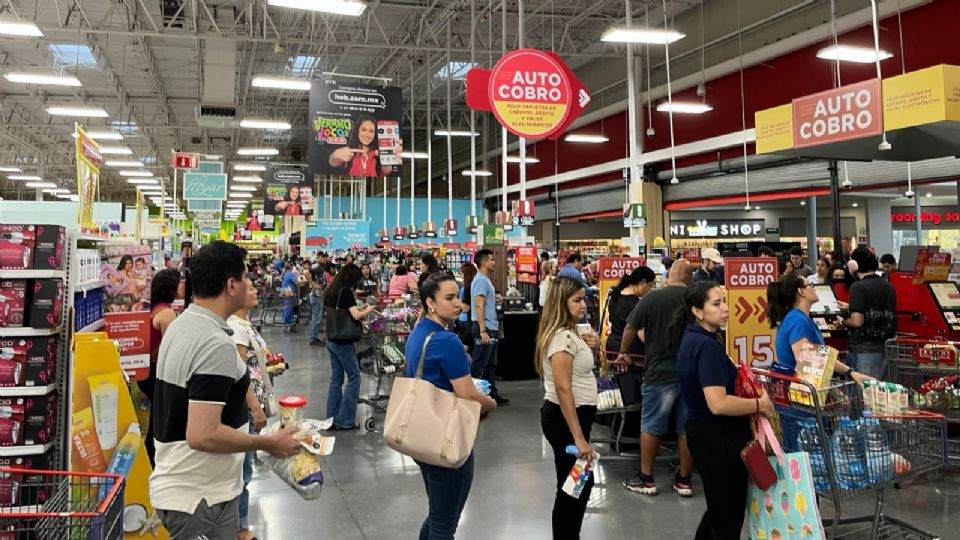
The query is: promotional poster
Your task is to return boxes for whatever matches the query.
[263,164,313,217]
[246,202,275,231]
[308,80,403,178]
[101,245,153,313]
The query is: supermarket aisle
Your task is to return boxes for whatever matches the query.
[245,327,958,539]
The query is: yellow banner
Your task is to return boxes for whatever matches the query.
[724,258,778,368]
[74,126,101,231]
[754,104,794,155]
[881,64,960,130]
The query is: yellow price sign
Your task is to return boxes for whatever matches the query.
[724,258,778,368]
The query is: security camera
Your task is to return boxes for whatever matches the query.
[696,82,706,97]
[904,190,915,199]
[646,127,655,137]
[841,178,853,189]
[744,204,752,212]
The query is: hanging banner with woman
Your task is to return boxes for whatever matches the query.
[263,164,313,217]
[308,80,404,178]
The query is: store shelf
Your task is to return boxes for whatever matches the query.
[76,279,105,293]
[0,327,58,338]
[0,270,65,279]
[76,234,107,243]
[0,442,53,457]
[0,383,56,397]
[77,319,104,333]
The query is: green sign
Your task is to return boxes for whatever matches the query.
[482,224,504,246]
[183,172,227,200]
[623,202,647,228]
[188,199,221,211]
[197,160,224,173]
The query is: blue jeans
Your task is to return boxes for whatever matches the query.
[239,416,254,530]
[470,323,499,394]
[310,294,324,340]
[416,453,475,540]
[326,341,361,428]
[847,350,887,380]
[283,294,296,325]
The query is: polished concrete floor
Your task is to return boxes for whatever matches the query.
[245,326,958,539]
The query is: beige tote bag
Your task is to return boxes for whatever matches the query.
[384,332,482,469]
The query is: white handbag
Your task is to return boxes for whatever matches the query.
[383,332,481,469]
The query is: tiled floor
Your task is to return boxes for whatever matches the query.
[245,327,958,539]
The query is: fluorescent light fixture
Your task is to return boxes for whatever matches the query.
[232,176,263,183]
[401,152,430,159]
[229,192,253,198]
[4,72,80,86]
[24,181,56,188]
[240,119,292,130]
[852,202,859,208]
[120,170,153,177]
[0,167,22,173]
[233,164,266,171]
[435,129,478,137]
[104,160,142,168]
[251,75,311,91]
[656,102,713,114]
[45,106,108,117]
[505,155,540,164]
[926,192,933,198]
[56,192,75,199]
[84,131,123,140]
[68,195,79,202]
[816,45,893,64]
[204,154,222,160]
[267,0,366,16]
[127,178,159,185]
[226,202,248,207]
[0,20,43,37]
[600,27,685,44]
[99,146,133,155]
[7,175,41,181]
[563,133,609,144]
[230,185,258,192]
[42,188,69,194]
[137,185,162,191]
[461,170,493,177]
[237,147,279,156]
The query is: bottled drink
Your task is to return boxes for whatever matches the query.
[861,417,892,484]
[796,419,829,491]
[831,416,868,490]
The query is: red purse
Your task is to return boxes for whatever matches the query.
[741,415,782,491]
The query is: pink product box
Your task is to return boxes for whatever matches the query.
[0,394,56,447]
[0,337,56,387]
[0,449,53,507]
[0,225,35,270]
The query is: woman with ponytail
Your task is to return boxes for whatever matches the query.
[604,266,656,357]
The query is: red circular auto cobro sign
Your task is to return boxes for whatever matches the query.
[488,49,573,139]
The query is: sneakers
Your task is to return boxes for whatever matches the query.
[623,473,658,496]
[493,394,510,407]
[673,472,694,498]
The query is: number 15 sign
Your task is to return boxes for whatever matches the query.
[724,258,778,368]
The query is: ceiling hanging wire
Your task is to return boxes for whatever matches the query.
[895,0,912,200]
[426,50,432,224]
[445,17,454,226]
[696,0,706,98]
[644,5,654,137]
[828,0,854,190]
[869,0,891,151]
[737,0,751,211]
[469,0,477,241]
[409,59,416,241]
[661,0,678,184]
[500,2,508,214]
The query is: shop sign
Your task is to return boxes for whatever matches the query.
[171,152,200,170]
[423,221,437,238]
[465,215,480,234]
[482,224,504,246]
[890,210,960,225]
[597,257,646,346]
[516,246,538,284]
[512,200,535,227]
[466,49,591,140]
[914,250,952,284]
[182,172,227,200]
[669,219,765,239]
[444,218,458,237]
[623,203,647,229]
[792,78,882,148]
[724,258,778,368]
[393,226,406,241]
[104,312,151,381]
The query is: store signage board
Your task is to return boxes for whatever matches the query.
[755,104,795,154]
[104,312,151,381]
[306,220,370,252]
[670,219,765,239]
[793,78,882,148]
[724,258,778,369]
[512,200,535,227]
[516,246,538,284]
[445,218,459,237]
[75,126,101,231]
[890,210,960,224]
[624,202,647,229]
[482,224,504,246]
[182,172,227,200]
[882,64,960,130]
[171,152,200,170]
[597,257,646,346]
[466,48,591,140]
[188,199,221,211]
[914,250,952,284]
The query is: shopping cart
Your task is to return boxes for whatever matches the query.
[357,301,418,432]
[887,336,960,467]
[591,352,645,460]
[752,368,947,539]
[0,468,125,540]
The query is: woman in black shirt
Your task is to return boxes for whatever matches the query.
[604,266,656,357]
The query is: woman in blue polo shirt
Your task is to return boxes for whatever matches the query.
[675,281,775,540]
[405,274,497,540]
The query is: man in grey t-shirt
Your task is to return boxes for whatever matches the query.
[618,259,695,498]
[788,246,814,278]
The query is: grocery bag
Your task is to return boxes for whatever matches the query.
[747,417,825,540]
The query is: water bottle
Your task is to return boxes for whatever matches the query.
[831,416,868,490]
[861,417,892,484]
[796,419,829,491]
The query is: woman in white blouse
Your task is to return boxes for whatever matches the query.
[539,259,557,308]
[535,275,599,539]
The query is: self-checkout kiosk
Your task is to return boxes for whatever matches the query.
[810,284,848,350]
[889,248,960,340]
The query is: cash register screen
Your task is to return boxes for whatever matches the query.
[811,285,840,314]
[930,282,960,309]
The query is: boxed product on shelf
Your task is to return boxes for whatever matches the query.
[0,225,36,270]
[0,448,54,507]
[0,394,57,446]
[0,280,27,328]
[26,279,63,329]
[31,225,64,271]
[0,336,57,387]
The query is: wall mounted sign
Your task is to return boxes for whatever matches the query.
[669,219,765,239]
[466,49,591,140]
[623,203,647,229]
[182,172,227,200]
[171,152,200,170]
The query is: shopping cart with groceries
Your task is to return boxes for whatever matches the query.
[357,299,418,432]
[751,368,947,539]
[0,468,126,539]
[591,351,645,460]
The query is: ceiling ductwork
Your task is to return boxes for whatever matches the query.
[196,37,237,129]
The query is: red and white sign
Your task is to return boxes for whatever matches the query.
[466,49,591,140]
[444,218,458,236]
[792,79,882,148]
[516,246,539,284]
[725,258,779,368]
[171,152,200,169]
[597,257,646,281]
[890,211,960,224]
[393,226,406,240]
[104,312,150,381]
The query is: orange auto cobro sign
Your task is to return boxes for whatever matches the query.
[466,49,591,140]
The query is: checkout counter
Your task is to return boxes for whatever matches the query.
[810,284,847,351]
[889,273,960,340]
[496,294,540,381]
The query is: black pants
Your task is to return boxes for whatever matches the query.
[540,400,597,540]
[686,416,753,540]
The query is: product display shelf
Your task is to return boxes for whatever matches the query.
[77,319,105,334]
[0,270,65,280]
[76,279,105,293]
[0,327,58,338]
[0,442,54,458]
[0,383,57,397]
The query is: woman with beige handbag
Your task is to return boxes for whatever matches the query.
[386,273,496,540]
